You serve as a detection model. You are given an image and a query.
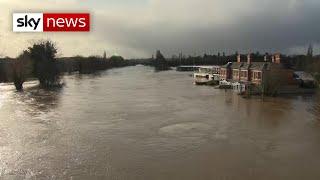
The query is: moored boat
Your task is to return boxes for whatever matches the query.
[193,66,220,86]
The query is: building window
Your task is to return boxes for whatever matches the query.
[257,72,261,79]
[233,70,239,78]
[252,71,262,80]
[240,71,247,78]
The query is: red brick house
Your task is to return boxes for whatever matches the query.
[220,52,297,94]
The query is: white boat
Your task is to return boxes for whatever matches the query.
[193,66,220,85]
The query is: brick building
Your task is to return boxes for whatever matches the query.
[219,53,297,93]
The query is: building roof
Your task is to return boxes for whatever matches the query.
[241,62,251,70]
[231,62,243,70]
[221,61,290,71]
[249,62,268,71]
[294,71,315,81]
[221,62,233,68]
[250,62,288,71]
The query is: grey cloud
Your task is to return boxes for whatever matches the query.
[95,0,320,57]
[1,0,320,57]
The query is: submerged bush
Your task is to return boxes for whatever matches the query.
[28,41,61,88]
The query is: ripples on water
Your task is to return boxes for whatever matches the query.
[0,66,320,180]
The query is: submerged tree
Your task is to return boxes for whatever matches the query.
[307,44,313,58]
[12,51,32,91]
[260,71,288,96]
[28,40,61,88]
[103,51,107,60]
[154,50,170,71]
[156,50,165,60]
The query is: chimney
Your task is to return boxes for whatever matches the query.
[271,55,275,63]
[264,53,268,62]
[247,53,251,64]
[275,53,281,64]
[237,54,241,63]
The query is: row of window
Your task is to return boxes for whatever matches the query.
[233,70,248,78]
[252,71,262,80]
[220,69,262,80]
[220,70,226,76]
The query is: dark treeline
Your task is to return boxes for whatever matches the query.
[2,44,320,88]
[0,55,132,83]
[128,51,236,67]
[0,41,133,90]
[130,52,278,67]
[0,58,15,83]
[167,52,318,69]
[168,53,235,66]
[130,51,319,69]
[57,55,133,74]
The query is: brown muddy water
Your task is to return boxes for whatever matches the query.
[0,66,320,180]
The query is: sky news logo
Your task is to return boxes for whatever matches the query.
[13,13,90,32]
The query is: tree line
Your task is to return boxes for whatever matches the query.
[2,45,320,90]
[0,40,131,90]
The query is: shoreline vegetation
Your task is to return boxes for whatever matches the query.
[0,41,135,90]
[0,41,319,93]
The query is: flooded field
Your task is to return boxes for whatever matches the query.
[0,66,320,179]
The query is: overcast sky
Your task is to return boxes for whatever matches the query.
[0,0,320,58]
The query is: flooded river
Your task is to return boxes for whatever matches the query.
[1,66,320,179]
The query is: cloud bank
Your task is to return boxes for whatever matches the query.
[1,0,320,58]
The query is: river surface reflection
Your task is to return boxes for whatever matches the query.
[1,66,320,179]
